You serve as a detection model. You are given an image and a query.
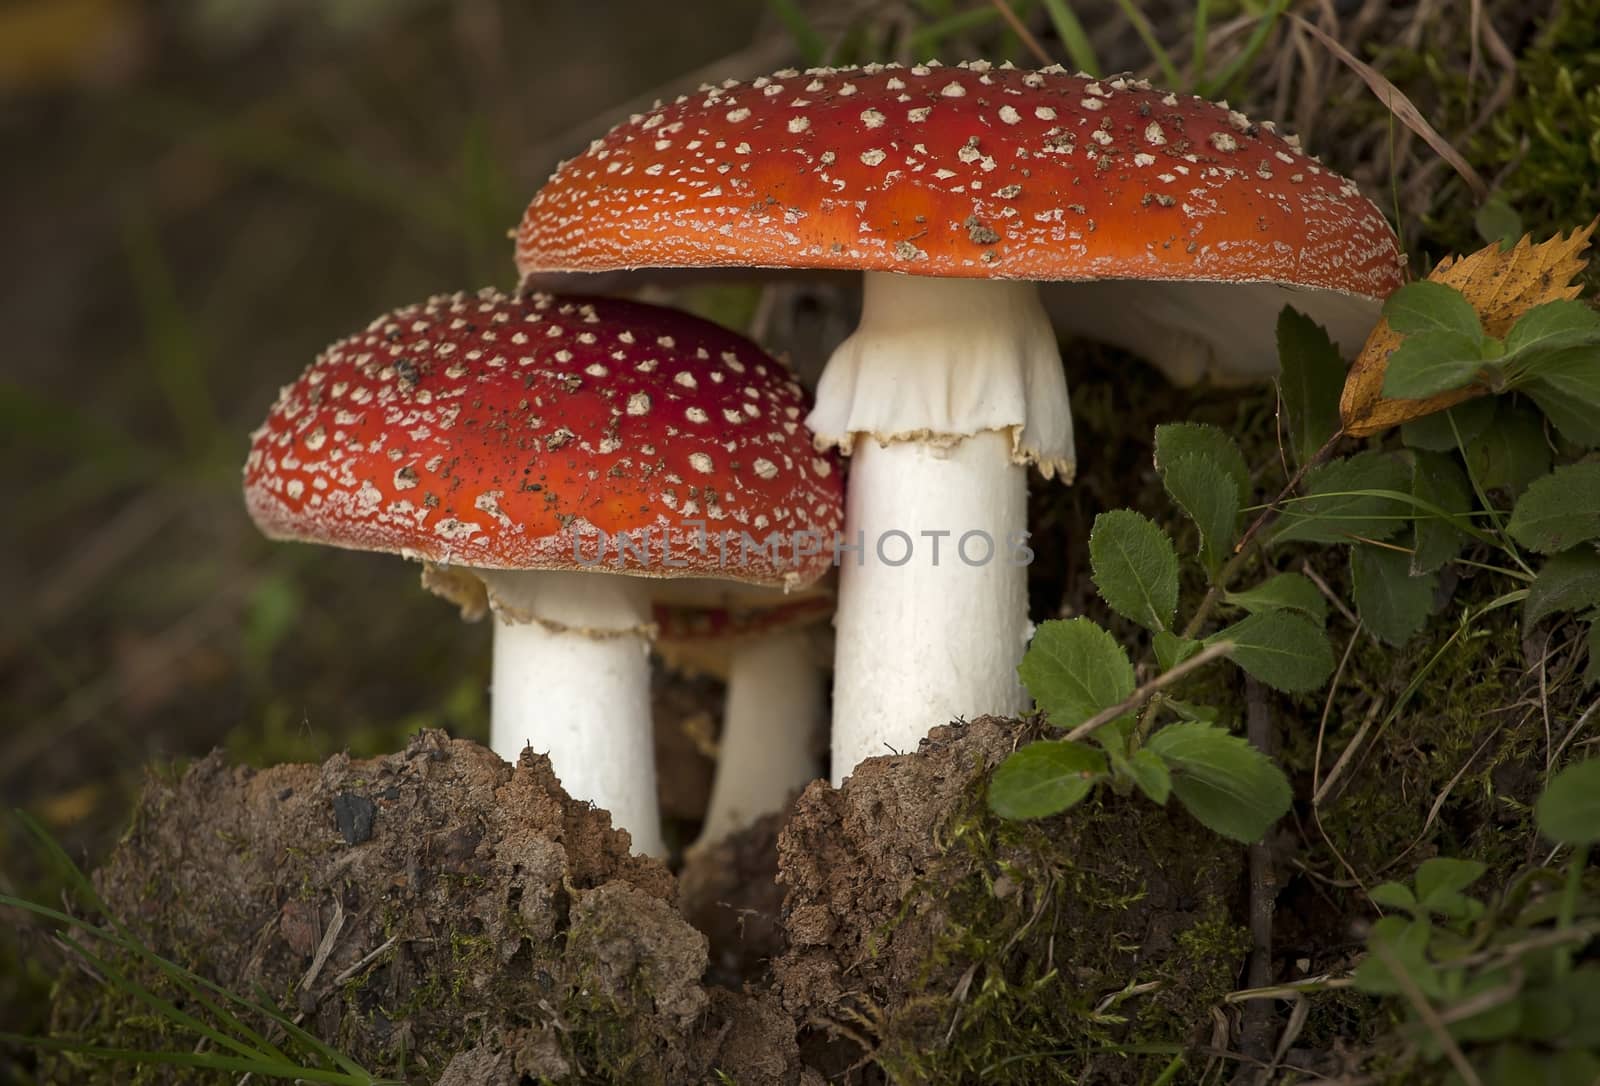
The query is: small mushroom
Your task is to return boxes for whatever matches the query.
[243,290,843,855]
[515,62,1405,783]
[653,592,834,846]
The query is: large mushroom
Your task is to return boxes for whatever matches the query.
[244,290,843,855]
[514,62,1405,782]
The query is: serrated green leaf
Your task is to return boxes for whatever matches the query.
[988,740,1108,820]
[1381,330,1490,399]
[1464,401,1551,497]
[1401,397,1496,452]
[1153,630,1201,672]
[1525,548,1600,626]
[1153,422,1250,500]
[1225,572,1328,625]
[1524,346,1600,447]
[1019,618,1135,728]
[1161,453,1239,573]
[1413,857,1487,906]
[1353,915,1441,997]
[1351,544,1436,646]
[1382,280,1486,340]
[1209,609,1335,692]
[1369,881,1417,911]
[1125,748,1172,804]
[1089,510,1179,633]
[1535,757,1600,845]
[1276,307,1346,466]
[1507,463,1600,553]
[1410,450,1473,573]
[1272,452,1410,545]
[1146,722,1291,842]
[1504,299,1600,359]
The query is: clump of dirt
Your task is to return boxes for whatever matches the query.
[44,730,794,1085]
[770,717,1250,1085]
[679,805,792,988]
[46,721,1257,1084]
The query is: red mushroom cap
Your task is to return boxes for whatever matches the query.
[517,62,1403,300]
[243,291,844,589]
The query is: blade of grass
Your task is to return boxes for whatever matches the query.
[1040,0,1100,74]
[0,1034,389,1085]
[1110,0,1182,87]
[121,205,219,458]
[913,7,1004,58]
[1189,0,1211,89]
[1197,0,1289,98]
[766,0,827,65]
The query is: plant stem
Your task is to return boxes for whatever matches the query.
[1062,641,1235,743]
[1555,842,1591,978]
[1180,427,1345,640]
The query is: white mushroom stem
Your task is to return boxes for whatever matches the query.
[695,628,822,845]
[808,272,1072,785]
[481,569,664,857]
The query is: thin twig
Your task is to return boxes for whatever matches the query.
[987,0,1054,67]
[1061,641,1234,743]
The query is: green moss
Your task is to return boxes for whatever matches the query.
[873,768,1247,1085]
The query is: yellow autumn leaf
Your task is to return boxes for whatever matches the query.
[1340,218,1598,437]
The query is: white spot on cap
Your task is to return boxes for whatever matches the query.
[675,371,697,389]
[860,108,886,128]
[753,458,778,480]
[688,451,714,474]
[788,116,811,133]
[626,392,651,416]
[1035,106,1057,121]
[860,148,886,166]
[940,81,966,97]
[998,105,1021,125]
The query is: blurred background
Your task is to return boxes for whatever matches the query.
[2,0,1595,1066]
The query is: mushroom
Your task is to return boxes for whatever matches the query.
[514,62,1404,783]
[653,593,833,845]
[243,290,843,855]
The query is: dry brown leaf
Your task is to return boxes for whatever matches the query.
[1340,218,1598,437]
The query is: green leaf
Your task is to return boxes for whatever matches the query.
[1401,397,1496,452]
[1153,422,1250,501]
[1474,195,1522,249]
[1445,974,1522,1043]
[988,741,1108,820]
[1507,462,1600,553]
[1535,757,1600,845]
[1381,330,1490,399]
[1353,915,1441,997]
[1161,454,1240,573]
[1225,572,1328,625]
[1413,857,1487,906]
[1275,307,1346,466]
[1351,544,1436,646]
[1272,452,1410,545]
[1382,280,1486,340]
[1019,618,1135,728]
[1523,347,1600,447]
[1125,748,1172,804]
[1410,450,1473,573]
[1209,609,1335,693]
[1146,722,1292,842]
[1504,299,1600,359]
[1525,548,1600,626]
[1089,510,1179,633]
[1153,631,1202,672]
[1464,401,1551,497]
[1164,699,1221,723]
[1369,881,1418,911]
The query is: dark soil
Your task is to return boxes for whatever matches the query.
[44,719,1256,1084]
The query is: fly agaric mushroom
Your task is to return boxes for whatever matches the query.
[243,290,843,856]
[653,593,833,846]
[514,62,1405,783]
